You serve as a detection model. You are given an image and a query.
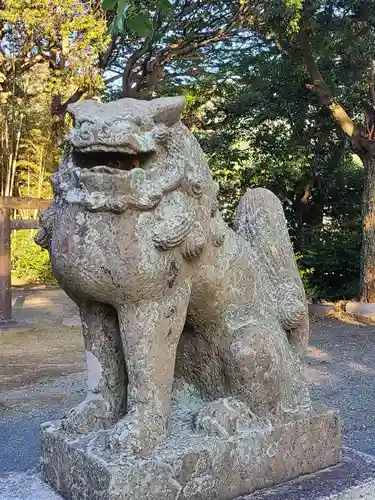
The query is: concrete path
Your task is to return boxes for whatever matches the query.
[11,286,77,321]
[0,373,84,473]
[0,470,62,500]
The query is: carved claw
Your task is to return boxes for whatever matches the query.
[61,396,115,435]
[194,398,257,437]
[109,407,165,455]
[181,222,208,259]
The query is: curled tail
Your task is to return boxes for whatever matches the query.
[234,188,309,349]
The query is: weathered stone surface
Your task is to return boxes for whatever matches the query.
[242,448,375,500]
[5,448,375,500]
[41,402,340,500]
[35,95,340,498]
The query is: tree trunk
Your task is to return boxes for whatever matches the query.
[9,112,24,196]
[360,152,375,302]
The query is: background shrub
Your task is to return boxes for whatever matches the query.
[11,230,57,285]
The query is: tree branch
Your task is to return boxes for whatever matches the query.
[51,34,118,115]
[297,28,357,138]
[122,37,153,97]
[51,89,85,116]
[19,54,45,73]
[104,73,122,85]
[99,35,117,70]
[370,60,375,106]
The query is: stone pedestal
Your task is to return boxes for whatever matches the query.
[41,403,340,500]
[346,301,375,319]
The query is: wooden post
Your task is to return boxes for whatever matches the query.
[0,196,51,210]
[0,197,51,330]
[0,207,11,322]
[10,219,40,230]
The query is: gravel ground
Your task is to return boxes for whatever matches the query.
[306,316,375,456]
[1,289,375,474]
[0,373,85,473]
[0,288,83,473]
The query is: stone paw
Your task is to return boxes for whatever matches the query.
[109,407,165,455]
[280,390,312,415]
[61,395,114,435]
[194,397,257,437]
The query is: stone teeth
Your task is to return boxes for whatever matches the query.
[90,165,115,173]
[80,165,121,175]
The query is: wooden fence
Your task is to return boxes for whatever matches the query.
[0,196,51,324]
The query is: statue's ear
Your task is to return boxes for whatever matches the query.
[150,96,186,126]
[67,99,100,123]
[66,102,81,119]
[67,101,85,127]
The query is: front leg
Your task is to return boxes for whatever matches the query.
[62,301,127,434]
[109,281,191,455]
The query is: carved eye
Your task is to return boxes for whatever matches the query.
[101,122,110,134]
[80,121,94,141]
[133,116,142,127]
[80,131,90,140]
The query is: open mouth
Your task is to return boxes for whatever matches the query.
[73,150,153,175]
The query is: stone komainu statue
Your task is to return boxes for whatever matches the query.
[36,96,311,455]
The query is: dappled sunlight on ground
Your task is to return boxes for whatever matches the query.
[307,316,375,455]
[306,345,332,361]
[0,289,83,391]
[306,366,341,385]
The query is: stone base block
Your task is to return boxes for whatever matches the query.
[5,449,375,500]
[346,302,375,319]
[242,448,375,499]
[41,403,340,500]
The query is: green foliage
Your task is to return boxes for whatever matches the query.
[11,231,57,285]
[125,13,153,37]
[1,0,110,198]
[103,0,172,35]
[2,0,109,97]
[244,0,303,33]
[103,0,246,97]
[298,219,361,301]
[102,0,116,8]
[296,255,316,299]
[164,0,371,302]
